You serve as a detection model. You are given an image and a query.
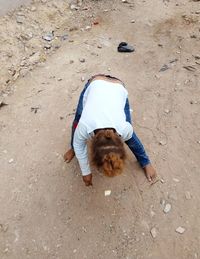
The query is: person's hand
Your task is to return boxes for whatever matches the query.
[83,174,93,186]
[144,164,157,182]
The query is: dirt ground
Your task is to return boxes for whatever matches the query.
[0,0,200,258]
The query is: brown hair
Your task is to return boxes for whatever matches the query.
[90,129,126,177]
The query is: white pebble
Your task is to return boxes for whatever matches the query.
[105,190,111,196]
[163,203,171,213]
[173,178,180,183]
[185,191,192,200]
[175,227,185,234]
[8,158,14,163]
[150,227,157,238]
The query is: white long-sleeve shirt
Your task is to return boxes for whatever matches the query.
[73,80,133,176]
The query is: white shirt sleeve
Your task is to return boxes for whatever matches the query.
[121,122,133,141]
[73,122,91,176]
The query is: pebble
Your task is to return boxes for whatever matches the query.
[159,140,167,146]
[163,203,171,213]
[105,190,111,196]
[31,6,36,11]
[85,26,91,30]
[16,16,25,24]
[185,191,192,200]
[175,226,185,234]
[81,76,85,82]
[150,227,157,238]
[122,0,128,3]
[131,19,135,23]
[8,158,14,164]
[79,58,85,63]
[42,32,54,42]
[164,109,170,114]
[160,198,165,207]
[70,4,79,10]
[173,178,180,183]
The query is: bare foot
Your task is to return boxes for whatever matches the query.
[144,164,157,182]
[64,148,75,163]
[83,174,93,186]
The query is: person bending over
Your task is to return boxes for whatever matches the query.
[64,74,156,186]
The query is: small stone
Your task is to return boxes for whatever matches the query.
[185,191,192,200]
[105,190,111,196]
[159,140,167,146]
[163,203,171,213]
[70,60,74,64]
[160,178,165,183]
[122,0,128,3]
[160,198,165,207]
[9,158,14,163]
[195,11,200,14]
[70,4,79,10]
[173,178,180,183]
[175,227,185,234]
[97,45,102,49]
[131,19,135,23]
[16,15,25,24]
[150,227,157,238]
[107,67,111,71]
[85,26,91,30]
[81,76,85,82]
[57,78,62,81]
[164,109,170,114]
[42,32,54,42]
[79,58,85,63]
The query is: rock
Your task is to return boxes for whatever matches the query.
[81,76,85,82]
[16,15,25,24]
[150,227,157,238]
[131,19,135,23]
[185,191,192,200]
[44,44,51,50]
[105,190,111,196]
[70,4,79,10]
[163,203,171,213]
[79,58,85,63]
[42,32,54,42]
[160,198,165,207]
[195,11,200,14]
[97,45,102,49]
[164,109,170,114]
[159,140,167,146]
[85,26,91,31]
[173,178,180,183]
[28,52,41,65]
[8,158,14,163]
[175,227,185,234]
[122,0,128,3]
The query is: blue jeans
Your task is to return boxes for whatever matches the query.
[70,76,150,168]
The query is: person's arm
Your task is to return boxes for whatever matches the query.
[73,123,92,185]
[121,123,150,167]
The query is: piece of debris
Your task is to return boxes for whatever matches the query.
[79,58,85,63]
[159,140,167,146]
[31,107,40,114]
[42,31,54,42]
[185,191,192,200]
[175,227,185,234]
[159,64,169,72]
[183,65,196,72]
[105,190,111,196]
[150,227,157,238]
[118,42,135,53]
[173,178,180,183]
[163,203,171,213]
[8,158,14,164]
[0,100,8,109]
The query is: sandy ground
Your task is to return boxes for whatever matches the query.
[0,0,200,258]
